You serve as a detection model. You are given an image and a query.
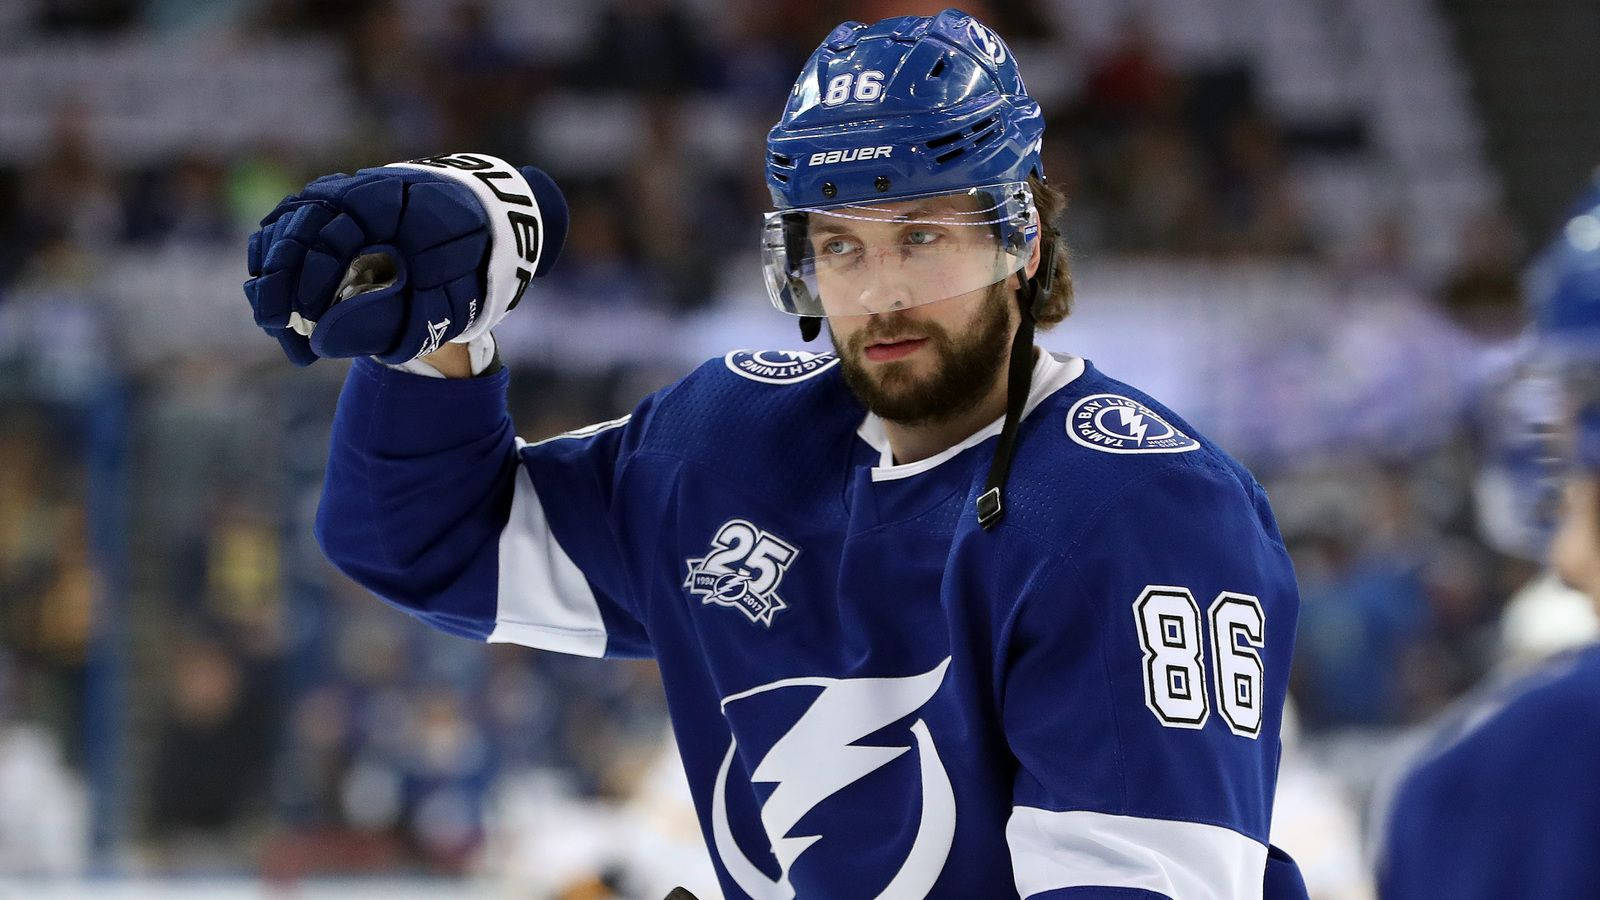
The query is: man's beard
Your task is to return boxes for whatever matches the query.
[832,284,1015,426]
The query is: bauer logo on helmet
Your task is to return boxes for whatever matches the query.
[807,146,894,167]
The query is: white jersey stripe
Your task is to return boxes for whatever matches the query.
[1007,806,1265,900]
[524,414,632,448]
[487,453,607,657]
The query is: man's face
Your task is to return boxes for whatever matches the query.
[799,189,1035,425]
[1548,385,1600,602]
[1552,475,1600,601]
[806,193,1010,319]
[828,280,1016,426]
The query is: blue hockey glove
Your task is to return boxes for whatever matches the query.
[243,153,568,366]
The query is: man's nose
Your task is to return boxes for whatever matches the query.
[855,261,916,313]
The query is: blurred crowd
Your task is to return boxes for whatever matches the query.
[0,0,1359,312]
[0,0,1561,892]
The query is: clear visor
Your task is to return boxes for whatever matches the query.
[762,182,1035,317]
[1550,356,1600,471]
[1475,357,1568,559]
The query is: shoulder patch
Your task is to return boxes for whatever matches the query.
[1066,393,1200,454]
[724,349,839,384]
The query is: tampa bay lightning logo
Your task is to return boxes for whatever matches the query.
[725,349,839,384]
[1067,393,1200,454]
[966,21,1007,65]
[711,659,955,899]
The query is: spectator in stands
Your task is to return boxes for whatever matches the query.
[1289,497,1432,730]
[123,155,234,247]
[0,167,29,292]
[33,0,137,33]
[20,102,120,260]
[577,0,715,94]
[1083,16,1180,133]
[1213,112,1313,256]
[541,189,657,311]
[715,3,827,110]
[432,1,534,159]
[344,1,442,156]
[0,649,88,876]
[147,633,276,866]
[0,418,94,766]
[1114,120,1208,252]
[402,686,492,872]
[1440,210,1526,339]
[252,0,378,35]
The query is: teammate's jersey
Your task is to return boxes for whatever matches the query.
[318,348,1306,899]
[1379,644,1600,899]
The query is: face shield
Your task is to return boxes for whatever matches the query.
[1549,351,1600,472]
[1475,344,1600,560]
[1475,356,1568,559]
[761,182,1035,318]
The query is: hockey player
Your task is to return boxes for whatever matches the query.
[244,10,1307,898]
[1378,180,1600,898]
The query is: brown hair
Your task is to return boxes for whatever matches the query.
[1029,173,1074,330]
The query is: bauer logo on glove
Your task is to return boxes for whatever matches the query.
[242,153,568,366]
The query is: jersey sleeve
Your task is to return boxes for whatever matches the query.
[315,357,654,658]
[998,460,1301,899]
[1378,651,1600,897]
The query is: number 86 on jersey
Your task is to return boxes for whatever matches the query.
[1133,585,1267,738]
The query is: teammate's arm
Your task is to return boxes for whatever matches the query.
[998,461,1306,899]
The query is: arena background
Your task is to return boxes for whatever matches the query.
[1,0,1597,896]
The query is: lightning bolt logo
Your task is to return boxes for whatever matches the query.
[1067,394,1199,455]
[711,659,955,899]
[725,349,840,384]
[1116,407,1150,444]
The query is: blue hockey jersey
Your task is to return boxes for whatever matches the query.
[1378,644,1600,899]
[318,348,1306,898]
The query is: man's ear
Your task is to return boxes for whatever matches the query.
[1005,236,1044,290]
[1023,234,1042,280]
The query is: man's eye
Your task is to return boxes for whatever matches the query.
[822,238,860,255]
[905,229,941,246]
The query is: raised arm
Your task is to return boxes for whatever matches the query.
[315,357,656,659]
[241,153,653,658]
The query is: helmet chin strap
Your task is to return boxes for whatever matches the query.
[799,315,823,342]
[978,239,1056,530]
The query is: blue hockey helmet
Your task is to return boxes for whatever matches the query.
[1529,176,1600,361]
[1478,171,1600,558]
[762,10,1045,323]
[1530,170,1600,472]
[766,9,1043,209]
[1472,350,1566,559]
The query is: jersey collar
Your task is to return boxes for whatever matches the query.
[856,351,1086,482]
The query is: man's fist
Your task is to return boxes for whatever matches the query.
[243,154,567,366]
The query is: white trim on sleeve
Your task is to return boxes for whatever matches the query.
[487,450,607,657]
[1006,807,1266,900]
